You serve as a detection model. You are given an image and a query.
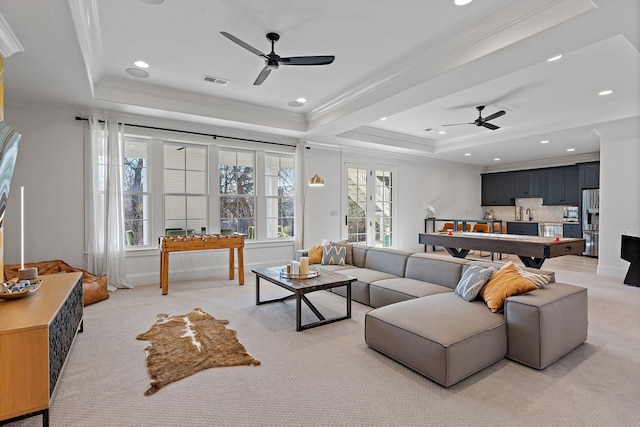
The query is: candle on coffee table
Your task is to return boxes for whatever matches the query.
[299,257,309,275]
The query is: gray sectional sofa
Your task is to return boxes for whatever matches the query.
[298,246,588,387]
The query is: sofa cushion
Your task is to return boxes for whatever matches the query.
[352,245,369,268]
[454,265,496,302]
[515,266,553,288]
[369,278,452,308]
[364,248,411,277]
[315,263,353,272]
[338,267,397,285]
[329,241,353,265]
[480,263,538,313]
[466,260,556,284]
[365,293,507,387]
[504,282,588,369]
[308,245,324,264]
[404,254,467,290]
[322,245,346,266]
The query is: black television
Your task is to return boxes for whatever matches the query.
[0,120,21,227]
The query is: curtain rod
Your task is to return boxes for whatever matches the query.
[74,116,296,148]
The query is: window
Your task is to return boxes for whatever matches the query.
[265,154,295,239]
[123,139,151,245]
[219,150,255,238]
[164,144,208,235]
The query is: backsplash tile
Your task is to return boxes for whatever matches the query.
[483,198,574,222]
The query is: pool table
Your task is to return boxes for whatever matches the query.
[418,232,586,268]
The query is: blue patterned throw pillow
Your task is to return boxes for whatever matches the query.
[322,245,346,266]
[455,265,496,302]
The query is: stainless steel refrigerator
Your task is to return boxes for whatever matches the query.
[582,189,599,256]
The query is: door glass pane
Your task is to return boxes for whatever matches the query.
[346,166,392,247]
[347,167,367,243]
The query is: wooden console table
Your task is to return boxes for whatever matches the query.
[0,272,83,426]
[159,233,245,295]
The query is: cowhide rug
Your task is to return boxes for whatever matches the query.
[136,308,260,396]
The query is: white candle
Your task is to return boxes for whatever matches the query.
[299,257,309,275]
[290,260,300,275]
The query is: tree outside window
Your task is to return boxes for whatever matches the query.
[123,139,150,246]
[219,150,255,237]
[265,154,295,239]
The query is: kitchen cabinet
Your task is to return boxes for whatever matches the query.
[481,165,579,207]
[507,221,538,236]
[545,167,579,205]
[579,162,600,189]
[511,171,532,198]
[563,223,581,238]
[481,173,512,206]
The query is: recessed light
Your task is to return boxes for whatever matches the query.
[464,153,471,156]
[133,60,149,68]
[454,0,473,5]
[296,97,307,103]
[567,148,576,152]
[547,54,563,62]
[598,90,614,96]
[379,117,387,121]
[438,131,446,135]
[493,158,501,161]
[540,140,550,144]
[125,68,149,78]
[288,101,304,108]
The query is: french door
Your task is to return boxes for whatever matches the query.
[345,165,393,247]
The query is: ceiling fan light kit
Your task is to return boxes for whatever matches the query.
[221,31,335,85]
[442,105,506,130]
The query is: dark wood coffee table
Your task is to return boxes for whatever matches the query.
[252,266,356,331]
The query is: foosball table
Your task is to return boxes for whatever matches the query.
[159,233,245,295]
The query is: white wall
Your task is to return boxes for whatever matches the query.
[4,105,85,269]
[597,117,640,279]
[302,144,483,252]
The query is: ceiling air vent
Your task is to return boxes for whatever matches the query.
[203,75,229,86]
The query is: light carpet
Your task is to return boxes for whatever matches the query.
[6,255,640,426]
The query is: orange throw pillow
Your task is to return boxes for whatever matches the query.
[308,245,324,264]
[480,263,538,313]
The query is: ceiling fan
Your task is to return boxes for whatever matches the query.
[220,31,335,85]
[442,106,506,130]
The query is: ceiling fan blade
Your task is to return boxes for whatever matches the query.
[280,56,335,66]
[442,122,474,126]
[221,31,268,59]
[482,122,500,130]
[253,66,271,85]
[483,110,506,122]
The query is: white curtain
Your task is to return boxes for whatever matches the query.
[295,143,304,250]
[86,118,132,290]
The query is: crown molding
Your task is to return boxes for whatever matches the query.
[483,152,600,173]
[0,10,23,57]
[67,0,104,97]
